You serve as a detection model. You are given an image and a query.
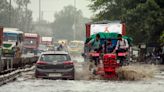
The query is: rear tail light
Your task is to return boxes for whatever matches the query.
[36,61,48,65]
[64,61,73,65]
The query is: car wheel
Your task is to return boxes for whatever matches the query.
[69,70,75,80]
[69,77,74,80]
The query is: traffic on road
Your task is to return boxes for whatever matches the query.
[0,0,164,92]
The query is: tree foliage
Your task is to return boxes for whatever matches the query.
[160,31,164,43]
[51,5,89,40]
[0,0,32,32]
[89,0,164,45]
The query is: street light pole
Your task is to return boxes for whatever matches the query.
[39,0,41,22]
[73,0,76,40]
[9,0,12,27]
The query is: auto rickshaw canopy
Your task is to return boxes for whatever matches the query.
[88,32,133,45]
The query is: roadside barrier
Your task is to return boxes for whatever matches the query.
[0,65,35,86]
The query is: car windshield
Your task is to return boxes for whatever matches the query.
[3,35,17,42]
[40,54,71,62]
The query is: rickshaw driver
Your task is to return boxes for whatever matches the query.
[113,34,129,53]
[86,34,102,67]
[86,34,101,52]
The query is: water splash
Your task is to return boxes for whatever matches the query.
[116,65,159,81]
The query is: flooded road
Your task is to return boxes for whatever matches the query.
[0,56,164,92]
[0,77,164,92]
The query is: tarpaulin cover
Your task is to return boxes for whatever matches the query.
[89,32,133,45]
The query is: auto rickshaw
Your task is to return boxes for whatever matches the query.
[84,32,133,79]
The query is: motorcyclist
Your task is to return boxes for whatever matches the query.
[57,44,63,51]
[57,41,68,51]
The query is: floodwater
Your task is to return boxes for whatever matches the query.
[0,77,164,92]
[0,56,164,92]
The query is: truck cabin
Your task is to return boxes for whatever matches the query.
[3,31,23,43]
[24,38,37,46]
[24,33,39,47]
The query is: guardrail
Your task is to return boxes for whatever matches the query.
[0,56,38,74]
[0,54,38,86]
[0,66,35,86]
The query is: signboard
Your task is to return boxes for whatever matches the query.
[24,33,38,37]
[42,37,52,42]
[90,23,123,35]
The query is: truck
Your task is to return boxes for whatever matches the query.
[23,33,40,54]
[2,28,23,57]
[0,27,3,55]
[85,21,126,38]
[40,37,53,45]
[38,37,53,52]
[0,27,3,71]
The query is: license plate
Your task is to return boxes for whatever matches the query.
[49,73,62,77]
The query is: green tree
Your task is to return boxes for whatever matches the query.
[89,0,164,45]
[0,0,12,27]
[14,0,32,32]
[0,0,32,32]
[51,5,89,40]
[160,31,164,43]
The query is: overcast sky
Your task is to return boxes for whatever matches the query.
[28,0,92,22]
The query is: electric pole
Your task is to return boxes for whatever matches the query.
[39,0,41,22]
[73,0,76,40]
[9,0,12,27]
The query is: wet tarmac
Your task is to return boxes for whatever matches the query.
[0,76,164,92]
[0,56,164,92]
